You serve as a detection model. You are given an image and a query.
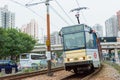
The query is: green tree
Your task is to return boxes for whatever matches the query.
[4,28,36,60]
[118,50,120,58]
[0,28,7,58]
[118,50,120,54]
[18,31,36,53]
[54,51,63,58]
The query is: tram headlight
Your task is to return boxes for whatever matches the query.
[69,58,73,61]
[79,57,86,60]
[66,58,74,62]
[79,57,83,60]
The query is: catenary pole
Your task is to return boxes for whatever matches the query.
[46,0,53,76]
[25,0,53,76]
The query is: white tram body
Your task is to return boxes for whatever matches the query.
[59,24,101,73]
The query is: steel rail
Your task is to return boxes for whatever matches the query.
[0,66,64,80]
[60,64,102,80]
[81,64,103,80]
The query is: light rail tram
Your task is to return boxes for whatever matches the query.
[59,24,102,74]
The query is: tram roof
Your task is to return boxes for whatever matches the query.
[60,24,92,34]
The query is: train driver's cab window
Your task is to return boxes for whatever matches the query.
[63,32,85,50]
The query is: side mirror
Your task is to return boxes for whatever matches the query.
[89,29,93,33]
[59,31,62,37]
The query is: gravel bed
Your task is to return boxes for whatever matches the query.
[89,63,120,80]
[22,63,120,80]
[22,70,74,80]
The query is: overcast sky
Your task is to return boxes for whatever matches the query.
[0,0,120,37]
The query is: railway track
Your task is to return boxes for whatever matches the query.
[81,65,102,80]
[61,65,102,80]
[0,67,64,80]
[0,64,102,80]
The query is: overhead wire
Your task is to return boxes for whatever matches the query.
[10,0,45,20]
[75,0,80,7]
[75,0,87,23]
[55,0,75,24]
[50,5,70,25]
[26,0,34,4]
[9,0,58,27]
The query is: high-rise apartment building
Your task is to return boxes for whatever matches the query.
[105,15,118,37]
[116,10,120,37]
[92,24,103,37]
[0,5,15,28]
[20,19,38,40]
[44,32,62,45]
[117,10,120,31]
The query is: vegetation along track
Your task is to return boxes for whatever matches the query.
[0,67,64,80]
[61,65,102,80]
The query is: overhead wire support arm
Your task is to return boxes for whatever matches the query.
[55,0,75,24]
[25,2,45,7]
[50,5,70,25]
[25,0,52,7]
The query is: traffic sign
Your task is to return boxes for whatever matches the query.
[46,40,50,46]
[46,51,51,60]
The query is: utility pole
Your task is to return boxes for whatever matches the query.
[25,0,53,76]
[70,7,88,24]
[45,0,53,76]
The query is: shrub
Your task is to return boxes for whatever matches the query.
[22,68,36,73]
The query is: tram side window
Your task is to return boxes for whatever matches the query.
[86,32,94,48]
[93,33,98,48]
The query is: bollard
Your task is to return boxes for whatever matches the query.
[12,68,15,74]
[1,68,5,75]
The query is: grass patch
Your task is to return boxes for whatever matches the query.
[22,68,36,73]
[104,61,120,73]
[0,73,3,77]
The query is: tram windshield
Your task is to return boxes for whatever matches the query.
[63,32,85,50]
